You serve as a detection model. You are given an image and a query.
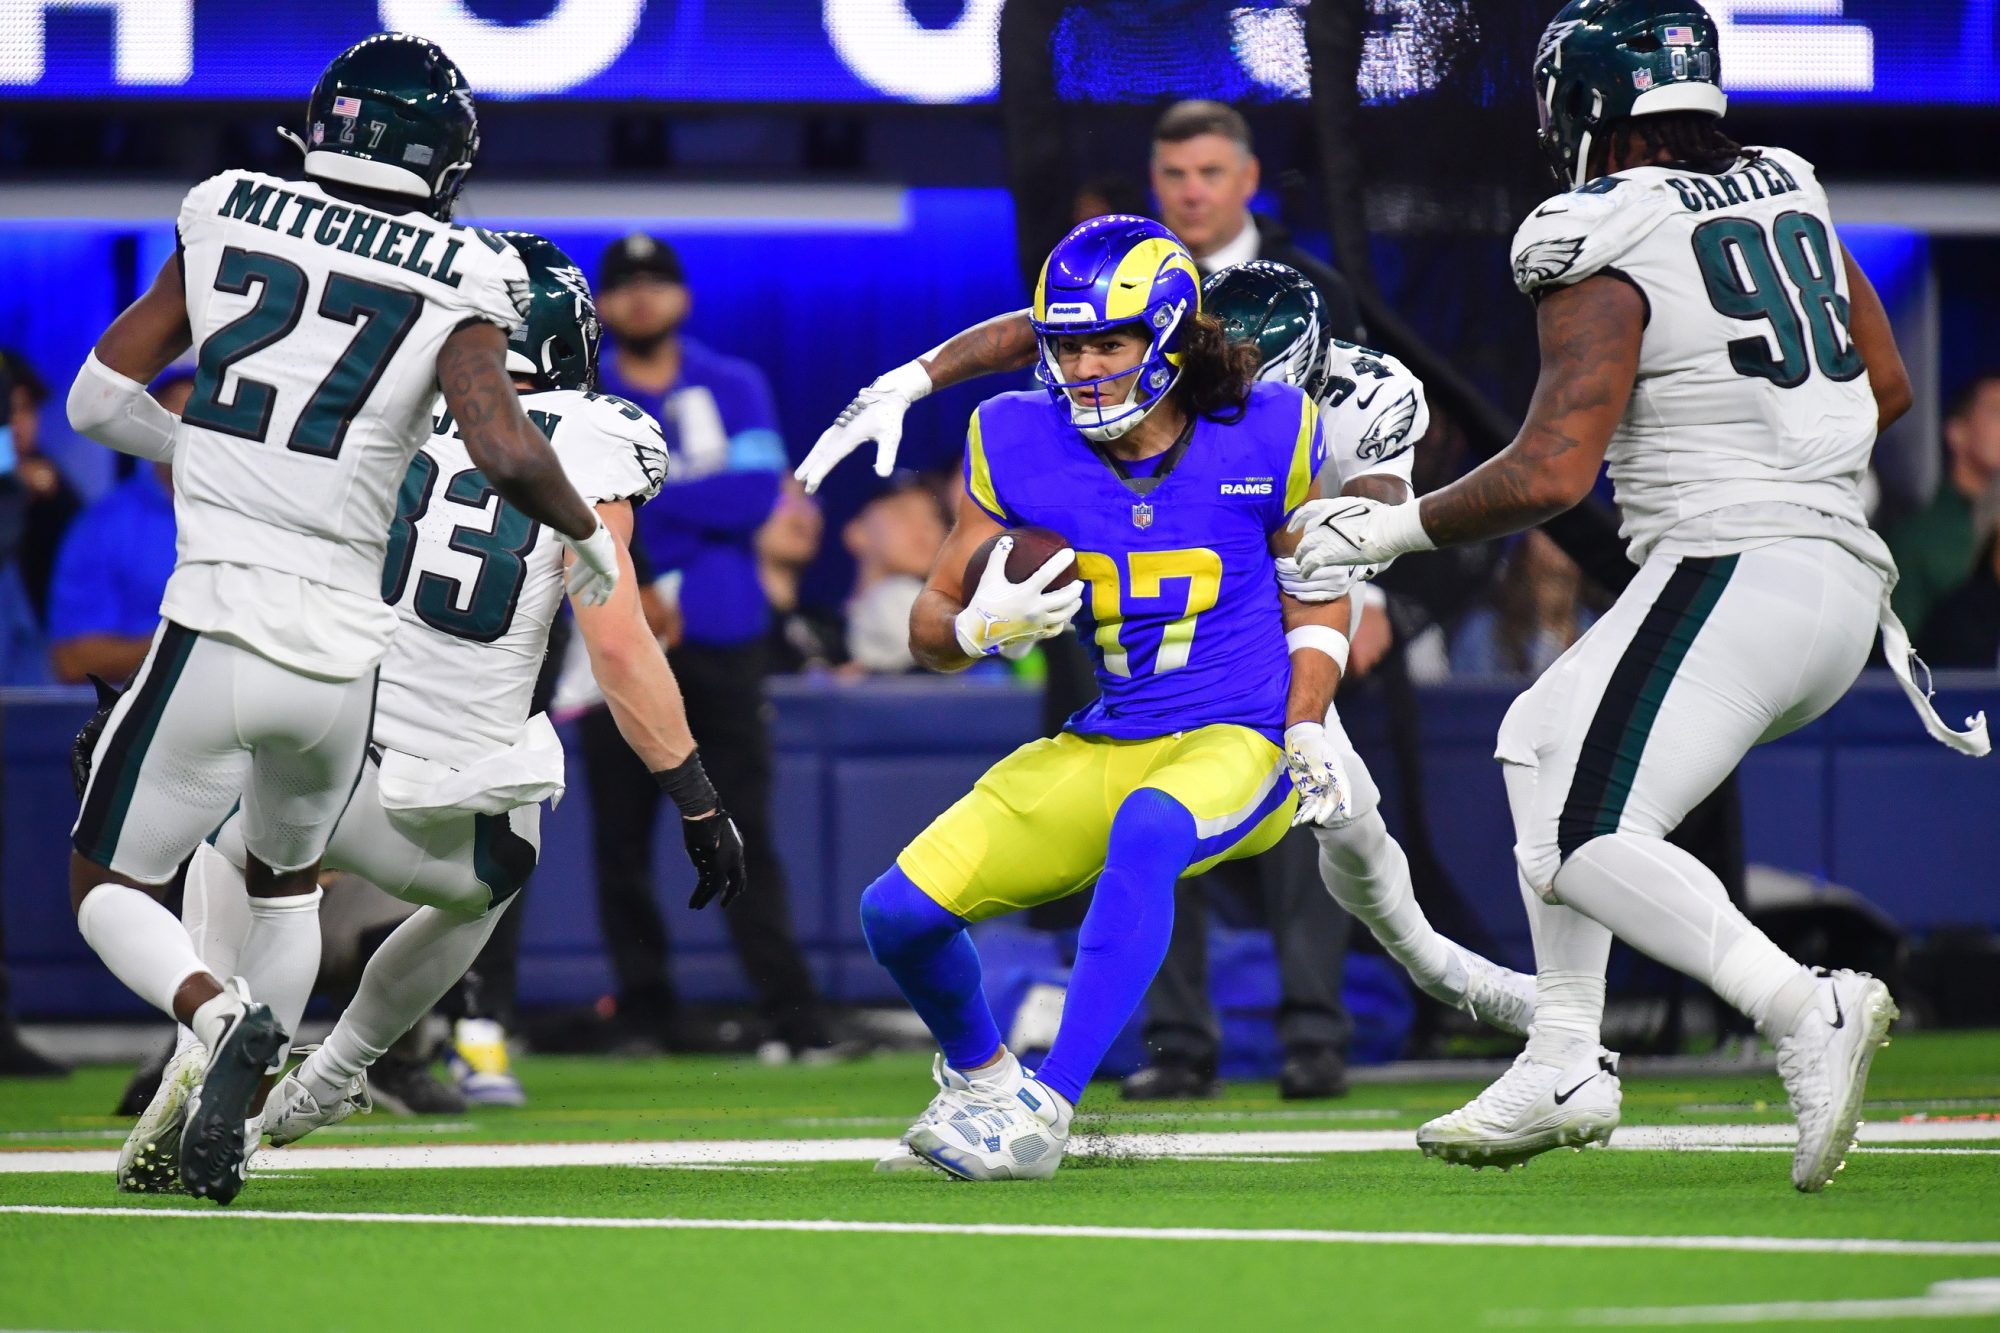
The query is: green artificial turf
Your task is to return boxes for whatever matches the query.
[2,1030,1996,1332]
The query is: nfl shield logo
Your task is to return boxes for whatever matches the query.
[1632,68,1653,90]
[1132,502,1154,530]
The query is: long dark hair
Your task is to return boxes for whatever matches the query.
[1601,111,1756,177]
[1173,312,1261,424]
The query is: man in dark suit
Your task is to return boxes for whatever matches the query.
[1149,100,1363,343]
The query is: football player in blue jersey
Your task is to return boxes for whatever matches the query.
[857,217,1354,1180]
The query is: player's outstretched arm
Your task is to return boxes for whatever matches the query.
[1840,243,1913,433]
[1415,275,1640,546]
[440,323,621,605]
[795,310,1037,493]
[1291,276,1640,574]
[66,254,190,462]
[570,499,745,910]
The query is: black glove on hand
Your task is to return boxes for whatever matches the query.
[70,674,125,800]
[654,751,747,910]
[681,810,747,910]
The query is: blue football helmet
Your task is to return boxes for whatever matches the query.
[1030,215,1202,442]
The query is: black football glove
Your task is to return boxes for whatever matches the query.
[682,810,747,910]
[70,673,125,799]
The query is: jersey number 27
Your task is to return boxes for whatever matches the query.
[182,246,424,457]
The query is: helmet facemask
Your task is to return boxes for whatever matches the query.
[1035,306,1188,443]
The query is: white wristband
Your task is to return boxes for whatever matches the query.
[1286,624,1350,675]
[877,357,935,404]
[1378,498,1436,556]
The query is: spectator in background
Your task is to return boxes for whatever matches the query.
[575,233,843,1059]
[758,478,839,672]
[1917,518,2000,669]
[1072,174,1150,226]
[1887,372,2000,642]
[842,476,949,675]
[46,369,191,684]
[2,350,83,626]
[1149,101,1363,340]
[1451,531,1597,679]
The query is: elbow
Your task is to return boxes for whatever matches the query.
[1535,470,1596,516]
[1878,373,1914,431]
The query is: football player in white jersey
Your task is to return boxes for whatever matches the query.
[113,234,748,1190]
[62,35,620,1203]
[1288,0,1988,1192]
[790,260,1538,1039]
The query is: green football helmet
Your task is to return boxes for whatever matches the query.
[282,33,481,220]
[1534,0,1726,190]
[1202,260,1327,400]
[498,232,602,393]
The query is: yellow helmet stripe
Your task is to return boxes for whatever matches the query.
[1104,237,1199,322]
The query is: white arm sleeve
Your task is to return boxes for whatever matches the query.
[67,352,179,462]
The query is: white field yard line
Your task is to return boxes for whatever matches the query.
[1495,1278,2000,1326]
[1,1120,1994,1175]
[0,1200,1992,1256]
[5,1205,2000,1258]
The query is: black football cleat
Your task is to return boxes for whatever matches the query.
[178,988,285,1205]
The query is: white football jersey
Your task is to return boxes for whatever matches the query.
[162,169,531,679]
[1316,339,1427,494]
[371,388,669,767]
[1510,147,1889,574]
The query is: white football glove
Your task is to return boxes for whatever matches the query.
[561,519,622,608]
[1288,496,1434,577]
[1274,554,1384,603]
[953,537,1083,658]
[794,359,934,494]
[1284,721,1354,827]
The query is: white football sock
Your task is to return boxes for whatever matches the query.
[177,842,254,1054]
[1502,760,1613,1065]
[965,1048,1022,1094]
[1313,812,1456,1001]
[237,889,322,1068]
[298,902,506,1106]
[1520,872,1613,1065]
[1553,832,1812,1037]
[76,883,214,1024]
[189,984,248,1052]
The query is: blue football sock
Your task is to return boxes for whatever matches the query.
[859,864,1003,1072]
[1034,787,1197,1105]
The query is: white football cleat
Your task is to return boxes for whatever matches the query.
[907,1074,1073,1182]
[117,1041,205,1194]
[257,1065,371,1149]
[1777,969,1898,1194]
[1453,945,1536,1038]
[876,1055,993,1173]
[1418,1046,1621,1169]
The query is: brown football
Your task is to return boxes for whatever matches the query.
[962,525,1078,600]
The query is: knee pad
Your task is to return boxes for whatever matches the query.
[859,865,958,963]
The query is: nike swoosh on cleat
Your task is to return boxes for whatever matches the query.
[1552,1076,1597,1105]
[1830,987,1844,1030]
